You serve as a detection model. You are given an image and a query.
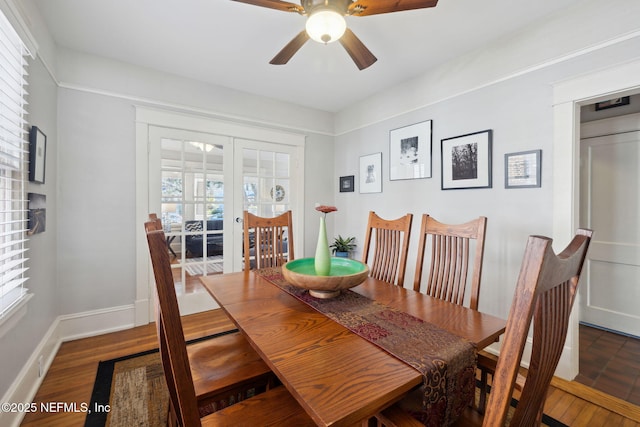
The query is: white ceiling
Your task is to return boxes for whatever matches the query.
[33,0,584,113]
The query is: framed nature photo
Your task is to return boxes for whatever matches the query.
[389,120,432,180]
[27,193,46,235]
[339,175,354,192]
[505,149,541,188]
[359,152,382,194]
[441,129,492,190]
[29,126,47,184]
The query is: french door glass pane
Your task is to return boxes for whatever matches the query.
[243,148,291,216]
[160,138,225,286]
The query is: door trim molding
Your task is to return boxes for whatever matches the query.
[552,58,640,379]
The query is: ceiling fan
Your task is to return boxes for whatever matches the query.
[232,0,439,70]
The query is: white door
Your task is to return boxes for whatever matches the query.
[148,128,303,313]
[579,122,640,337]
[232,139,303,271]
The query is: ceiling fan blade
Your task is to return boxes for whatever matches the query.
[232,0,303,14]
[270,31,310,65]
[349,0,438,16]
[338,28,377,70]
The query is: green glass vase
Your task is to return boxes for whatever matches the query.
[314,216,331,276]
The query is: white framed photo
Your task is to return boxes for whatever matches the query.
[389,120,432,180]
[359,152,382,194]
[441,130,492,190]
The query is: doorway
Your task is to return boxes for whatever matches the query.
[135,107,305,324]
[551,58,640,381]
[148,127,303,314]
[575,107,640,404]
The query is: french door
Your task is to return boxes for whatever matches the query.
[146,125,303,315]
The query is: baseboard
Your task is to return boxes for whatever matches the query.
[0,316,61,427]
[482,336,575,379]
[57,304,135,342]
[0,304,135,427]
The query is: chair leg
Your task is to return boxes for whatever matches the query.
[166,401,178,427]
[478,369,488,414]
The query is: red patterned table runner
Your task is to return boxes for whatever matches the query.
[255,268,477,426]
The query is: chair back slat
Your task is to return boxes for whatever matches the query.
[482,229,592,427]
[414,215,487,310]
[244,211,294,271]
[145,215,202,427]
[362,211,413,286]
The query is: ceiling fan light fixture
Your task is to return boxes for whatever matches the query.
[305,9,346,44]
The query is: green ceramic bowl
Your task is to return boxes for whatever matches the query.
[282,257,370,299]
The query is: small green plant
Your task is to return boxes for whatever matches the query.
[330,235,356,254]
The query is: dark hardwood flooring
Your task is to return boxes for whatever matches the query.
[577,324,640,406]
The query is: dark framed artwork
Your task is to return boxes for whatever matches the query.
[389,120,432,180]
[359,152,382,194]
[595,96,630,111]
[441,130,492,190]
[29,126,47,184]
[27,193,46,235]
[505,150,542,188]
[339,175,354,192]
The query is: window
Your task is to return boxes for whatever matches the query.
[0,10,30,318]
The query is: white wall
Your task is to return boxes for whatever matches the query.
[333,70,559,317]
[54,51,335,315]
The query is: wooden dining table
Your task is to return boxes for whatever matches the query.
[199,270,506,427]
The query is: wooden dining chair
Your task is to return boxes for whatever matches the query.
[361,211,413,286]
[413,214,487,310]
[146,218,314,426]
[243,210,294,271]
[376,229,593,427]
[145,215,278,423]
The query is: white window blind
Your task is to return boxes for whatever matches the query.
[0,9,29,318]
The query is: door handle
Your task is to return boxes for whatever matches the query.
[235,217,243,223]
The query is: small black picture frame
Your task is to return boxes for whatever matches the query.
[339,175,354,192]
[595,96,630,111]
[29,126,47,184]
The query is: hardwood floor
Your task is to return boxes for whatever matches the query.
[20,310,236,427]
[577,324,640,406]
[20,309,640,426]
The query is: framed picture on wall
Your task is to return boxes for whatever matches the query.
[595,96,629,111]
[359,152,382,194]
[339,175,354,192]
[27,193,46,235]
[441,130,492,190]
[389,120,432,180]
[505,149,542,188]
[29,126,47,184]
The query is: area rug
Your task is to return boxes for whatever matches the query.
[84,330,238,427]
[182,256,223,276]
